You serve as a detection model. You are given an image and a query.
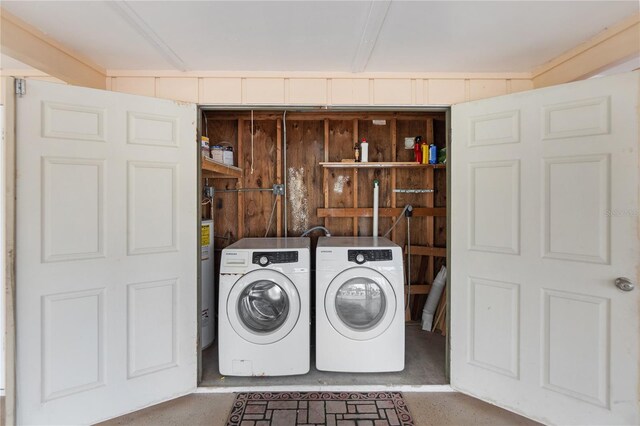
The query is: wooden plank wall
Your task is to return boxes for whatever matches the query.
[204,111,447,305]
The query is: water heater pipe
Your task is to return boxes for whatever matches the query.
[373,179,379,237]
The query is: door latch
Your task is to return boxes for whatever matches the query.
[615,277,635,292]
[15,79,26,97]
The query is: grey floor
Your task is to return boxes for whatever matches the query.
[99,392,541,426]
[200,323,447,387]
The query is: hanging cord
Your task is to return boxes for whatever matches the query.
[264,195,279,238]
[250,110,255,175]
[300,226,332,237]
[383,204,412,238]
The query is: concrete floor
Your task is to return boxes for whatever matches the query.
[201,324,447,387]
[99,392,540,426]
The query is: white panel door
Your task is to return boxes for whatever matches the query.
[16,80,197,425]
[451,71,639,425]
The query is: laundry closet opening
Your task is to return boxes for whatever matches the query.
[197,108,450,388]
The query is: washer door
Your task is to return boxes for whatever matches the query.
[227,269,301,345]
[325,267,397,341]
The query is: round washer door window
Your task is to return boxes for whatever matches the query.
[228,269,301,345]
[238,280,289,333]
[325,267,396,341]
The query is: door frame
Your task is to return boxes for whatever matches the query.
[2,77,17,426]
[196,104,452,389]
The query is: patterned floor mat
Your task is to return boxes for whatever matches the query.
[226,391,415,426]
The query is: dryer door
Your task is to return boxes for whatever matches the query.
[227,269,301,345]
[325,267,397,341]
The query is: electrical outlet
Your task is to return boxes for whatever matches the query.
[203,186,214,198]
[273,184,285,196]
[404,137,415,150]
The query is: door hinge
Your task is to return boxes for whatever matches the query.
[15,79,26,97]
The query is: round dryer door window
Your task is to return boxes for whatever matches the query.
[227,269,301,345]
[335,277,386,330]
[325,267,397,341]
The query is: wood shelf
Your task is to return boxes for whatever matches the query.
[320,161,445,169]
[201,156,242,179]
[317,207,447,218]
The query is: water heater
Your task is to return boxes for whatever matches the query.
[201,220,215,348]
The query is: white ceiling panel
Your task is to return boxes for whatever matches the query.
[367,1,639,72]
[126,1,371,71]
[2,0,172,69]
[1,0,638,73]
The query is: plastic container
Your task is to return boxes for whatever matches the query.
[223,146,234,166]
[360,138,369,163]
[200,136,210,158]
[421,142,429,164]
[211,145,224,163]
[429,144,437,164]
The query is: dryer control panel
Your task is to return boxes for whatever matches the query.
[252,251,299,267]
[348,249,393,264]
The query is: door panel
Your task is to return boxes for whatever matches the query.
[451,72,639,425]
[16,80,197,425]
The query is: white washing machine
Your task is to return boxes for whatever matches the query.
[219,237,310,376]
[316,236,405,372]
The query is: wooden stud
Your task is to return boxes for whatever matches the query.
[426,118,435,282]
[426,118,434,145]
[324,119,330,229]
[276,118,282,236]
[390,118,397,241]
[237,118,244,239]
[352,119,359,236]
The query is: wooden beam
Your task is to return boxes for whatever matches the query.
[237,119,244,239]
[352,119,359,236]
[404,284,432,295]
[390,119,397,241]
[323,119,330,229]
[318,207,446,218]
[200,111,448,122]
[0,9,106,89]
[320,162,445,169]
[405,245,447,258]
[276,118,282,236]
[533,13,640,88]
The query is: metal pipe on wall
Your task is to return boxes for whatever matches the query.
[373,179,379,237]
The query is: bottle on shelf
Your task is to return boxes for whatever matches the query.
[414,136,423,163]
[360,138,369,163]
[429,144,438,164]
[421,140,429,165]
[354,142,361,162]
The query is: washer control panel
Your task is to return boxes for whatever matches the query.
[252,251,298,267]
[348,249,393,264]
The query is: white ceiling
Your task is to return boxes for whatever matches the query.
[1,0,638,73]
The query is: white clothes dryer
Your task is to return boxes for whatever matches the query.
[316,236,405,372]
[219,237,310,376]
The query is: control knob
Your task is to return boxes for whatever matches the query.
[355,253,366,264]
[259,256,269,266]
